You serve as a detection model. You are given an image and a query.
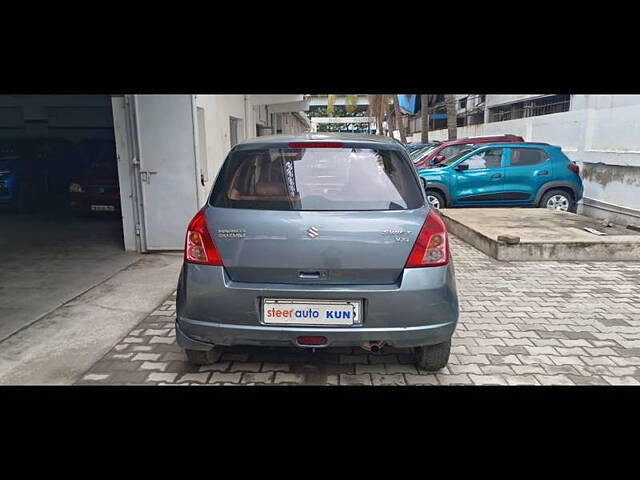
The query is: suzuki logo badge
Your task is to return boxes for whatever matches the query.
[307,227,319,238]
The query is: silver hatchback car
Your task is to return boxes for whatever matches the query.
[176,134,459,370]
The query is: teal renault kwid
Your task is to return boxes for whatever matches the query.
[417,142,583,212]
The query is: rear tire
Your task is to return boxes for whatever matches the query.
[426,190,446,209]
[185,347,223,365]
[539,189,575,213]
[414,340,451,371]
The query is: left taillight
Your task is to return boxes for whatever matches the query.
[185,208,223,266]
[405,209,449,267]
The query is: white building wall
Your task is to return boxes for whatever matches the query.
[112,94,311,251]
[408,95,640,223]
[193,95,247,206]
[192,95,310,206]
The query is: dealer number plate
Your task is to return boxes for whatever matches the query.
[91,205,115,212]
[262,298,361,326]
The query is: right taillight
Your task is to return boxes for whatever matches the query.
[405,210,449,267]
[568,162,580,175]
[185,208,223,266]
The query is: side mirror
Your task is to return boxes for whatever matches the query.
[455,163,469,171]
[433,155,445,164]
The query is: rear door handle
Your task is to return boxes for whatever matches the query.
[491,173,502,179]
[536,170,549,176]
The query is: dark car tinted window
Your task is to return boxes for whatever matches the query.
[210,147,423,211]
[509,148,548,167]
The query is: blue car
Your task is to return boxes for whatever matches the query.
[417,142,583,212]
[0,140,47,212]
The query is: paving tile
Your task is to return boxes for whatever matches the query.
[339,374,372,386]
[274,373,305,384]
[146,372,178,383]
[371,374,407,386]
[469,374,508,385]
[209,372,242,384]
[176,372,211,383]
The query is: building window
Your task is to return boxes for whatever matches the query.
[488,95,571,123]
[230,117,240,148]
[459,98,467,109]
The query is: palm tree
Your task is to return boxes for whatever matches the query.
[344,95,359,114]
[420,94,430,143]
[393,96,407,143]
[367,94,390,136]
[445,94,457,140]
[386,98,394,136]
[327,94,360,117]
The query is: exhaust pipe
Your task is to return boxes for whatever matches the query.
[361,341,386,353]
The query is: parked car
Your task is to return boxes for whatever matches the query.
[176,134,459,371]
[405,141,440,152]
[69,141,120,215]
[411,134,525,169]
[417,142,583,211]
[0,140,48,212]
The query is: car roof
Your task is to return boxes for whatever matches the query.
[237,132,403,147]
[466,142,558,149]
[438,135,523,145]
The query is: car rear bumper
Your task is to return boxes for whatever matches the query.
[176,263,459,350]
[176,318,457,349]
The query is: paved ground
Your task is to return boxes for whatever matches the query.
[0,252,183,384]
[0,199,140,342]
[77,236,640,386]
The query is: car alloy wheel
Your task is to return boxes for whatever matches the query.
[546,194,570,211]
[427,195,441,209]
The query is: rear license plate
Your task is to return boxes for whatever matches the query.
[91,205,115,212]
[262,298,361,326]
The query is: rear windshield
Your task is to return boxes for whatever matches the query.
[410,145,438,162]
[210,147,423,211]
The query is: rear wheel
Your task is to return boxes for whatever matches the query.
[426,190,446,209]
[414,340,451,371]
[185,347,223,365]
[540,189,575,213]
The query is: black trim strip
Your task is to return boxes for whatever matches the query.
[458,192,530,202]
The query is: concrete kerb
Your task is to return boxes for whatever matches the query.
[441,208,640,262]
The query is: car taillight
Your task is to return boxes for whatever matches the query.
[568,162,580,175]
[405,210,449,267]
[185,208,223,266]
[69,182,84,193]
